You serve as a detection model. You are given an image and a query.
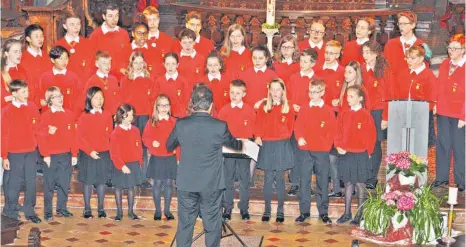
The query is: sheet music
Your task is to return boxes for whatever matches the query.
[222,139,260,161]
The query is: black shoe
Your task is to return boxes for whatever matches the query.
[320,214,332,224]
[276,212,285,223]
[222,209,232,220]
[165,212,175,220]
[261,213,271,222]
[295,213,310,222]
[26,215,42,224]
[328,192,343,198]
[336,214,352,224]
[114,214,122,222]
[141,181,152,188]
[98,210,106,218]
[44,212,53,222]
[350,216,361,226]
[154,212,162,221]
[128,212,139,220]
[431,181,448,188]
[56,209,73,217]
[459,187,465,192]
[365,183,376,190]
[105,181,113,188]
[240,210,250,220]
[83,210,93,219]
[287,185,299,196]
[311,190,315,196]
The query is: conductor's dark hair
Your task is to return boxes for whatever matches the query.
[114,104,135,124]
[49,45,70,59]
[84,86,104,113]
[9,79,28,93]
[190,83,213,111]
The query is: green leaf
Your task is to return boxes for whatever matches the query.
[397,214,404,224]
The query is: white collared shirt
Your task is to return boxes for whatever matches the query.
[65,34,80,44]
[351,104,362,111]
[309,99,324,108]
[195,35,201,44]
[282,57,293,65]
[5,64,18,71]
[356,38,370,45]
[27,47,42,57]
[231,101,244,109]
[148,30,160,39]
[12,100,27,108]
[452,55,466,67]
[96,71,108,78]
[180,49,197,58]
[133,72,145,79]
[208,73,221,82]
[51,106,65,113]
[131,40,148,50]
[101,23,120,34]
[90,108,102,114]
[254,66,267,73]
[165,71,179,81]
[309,40,323,49]
[410,63,426,75]
[323,62,339,72]
[119,124,131,130]
[400,35,417,46]
[300,70,315,79]
[52,67,67,75]
[232,46,246,55]
[158,115,169,121]
[366,64,374,72]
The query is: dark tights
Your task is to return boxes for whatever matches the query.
[343,182,367,216]
[152,179,174,215]
[115,187,135,215]
[83,184,106,211]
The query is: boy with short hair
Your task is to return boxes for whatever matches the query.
[294,79,336,224]
[177,29,206,87]
[142,6,173,55]
[172,11,215,57]
[298,19,326,67]
[1,80,42,223]
[218,79,256,221]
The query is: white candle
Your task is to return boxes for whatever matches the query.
[448,186,458,204]
[266,0,276,26]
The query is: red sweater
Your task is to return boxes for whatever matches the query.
[200,74,231,111]
[172,36,215,58]
[110,125,143,170]
[254,104,295,141]
[89,27,131,79]
[315,64,345,111]
[120,76,155,116]
[294,103,337,151]
[1,102,40,158]
[223,49,253,77]
[38,70,83,111]
[383,37,424,76]
[153,74,190,117]
[335,107,376,154]
[341,40,365,66]
[391,67,436,110]
[298,40,326,67]
[339,84,371,113]
[37,109,78,157]
[178,52,206,87]
[1,65,30,109]
[273,61,300,85]
[436,58,465,120]
[142,117,177,156]
[83,74,122,113]
[238,68,279,105]
[288,71,317,107]
[54,37,96,83]
[218,102,256,139]
[76,110,113,155]
[21,49,52,103]
[147,31,174,56]
[362,65,391,120]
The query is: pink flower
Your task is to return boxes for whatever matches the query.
[382,191,399,201]
[386,154,397,164]
[397,195,415,211]
[404,192,415,199]
[386,200,395,206]
[395,157,411,170]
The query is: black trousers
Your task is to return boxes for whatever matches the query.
[176,190,223,247]
[299,151,330,216]
[43,152,73,214]
[223,157,250,211]
[435,115,465,187]
[2,150,38,218]
[289,133,304,186]
[134,115,150,177]
[367,109,385,185]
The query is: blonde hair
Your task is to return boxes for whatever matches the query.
[339,61,363,106]
[326,40,342,52]
[263,78,290,114]
[45,86,61,107]
[220,24,247,58]
[126,51,150,80]
[151,94,171,126]
[274,34,299,62]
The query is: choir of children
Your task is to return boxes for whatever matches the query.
[2,6,464,227]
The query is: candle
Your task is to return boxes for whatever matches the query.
[448,186,458,204]
[266,0,276,26]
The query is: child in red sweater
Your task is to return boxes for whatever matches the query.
[142,95,177,221]
[172,11,215,57]
[218,80,256,220]
[336,61,371,112]
[273,35,300,84]
[38,86,77,221]
[142,7,173,56]
[1,39,29,108]
[298,19,326,67]
[288,49,319,112]
[177,29,206,87]
[335,85,376,226]
[341,17,375,66]
[77,86,114,219]
[294,79,336,224]
[1,80,42,223]
[220,24,252,76]
[200,52,231,113]
[110,104,144,221]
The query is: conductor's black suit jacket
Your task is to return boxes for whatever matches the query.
[166,112,243,192]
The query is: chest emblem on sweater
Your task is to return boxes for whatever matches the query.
[136,141,139,147]
[113,91,116,95]
[106,127,109,132]
[336,81,341,87]
[240,65,245,71]
[321,121,325,128]
[281,116,286,123]
[177,89,181,97]
[452,83,457,93]
[415,83,420,90]
[66,88,71,95]
[148,65,153,72]
[67,124,71,130]
[224,90,228,97]
[151,43,156,48]
[82,60,86,67]
[244,120,248,126]
[373,81,378,87]
[147,90,151,95]
[32,118,36,124]
[195,67,200,74]
[357,122,362,129]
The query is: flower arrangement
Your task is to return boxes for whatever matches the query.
[386,151,427,177]
[261,23,280,29]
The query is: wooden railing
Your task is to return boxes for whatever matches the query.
[171,2,408,49]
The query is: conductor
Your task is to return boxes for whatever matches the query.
[166,84,243,247]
